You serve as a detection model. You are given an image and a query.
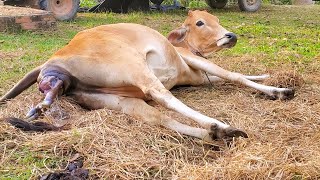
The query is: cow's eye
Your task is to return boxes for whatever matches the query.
[196,21,204,27]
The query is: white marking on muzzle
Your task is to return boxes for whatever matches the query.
[216,37,230,47]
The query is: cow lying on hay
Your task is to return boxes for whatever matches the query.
[0,10,294,143]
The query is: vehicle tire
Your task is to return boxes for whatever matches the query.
[205,0,228,9]
[40,0,80,21]
[238,0,261,12]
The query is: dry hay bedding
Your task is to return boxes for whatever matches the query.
[1,65,320,179]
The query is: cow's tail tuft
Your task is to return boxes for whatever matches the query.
[3,117,60,132]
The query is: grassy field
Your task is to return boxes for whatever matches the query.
[0,4,320,179]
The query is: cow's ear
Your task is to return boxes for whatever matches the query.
[167,27,187,44]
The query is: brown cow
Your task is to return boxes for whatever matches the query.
[0,10,294,142]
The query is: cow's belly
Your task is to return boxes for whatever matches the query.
[145,49,181,90]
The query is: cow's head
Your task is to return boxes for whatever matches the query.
[168,10,237,57]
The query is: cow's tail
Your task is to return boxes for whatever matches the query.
[4,118,60,132]
[0,66,42,103]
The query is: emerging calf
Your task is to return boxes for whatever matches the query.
[0,10,294,142]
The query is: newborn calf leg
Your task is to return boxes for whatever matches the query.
[26,76,64,121]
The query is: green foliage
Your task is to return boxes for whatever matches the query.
[162,0,208,8]
[80,0,97,7]
[188,0,208,8]
[271,0,292,5]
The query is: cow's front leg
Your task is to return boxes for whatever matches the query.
[180,52,294,100]
[26,76,64,121]
[203,74,270,84]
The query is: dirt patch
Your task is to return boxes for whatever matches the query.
[0,50,25,60]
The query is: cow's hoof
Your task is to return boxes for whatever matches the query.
[209,124,248,141]
[270,88,295,100]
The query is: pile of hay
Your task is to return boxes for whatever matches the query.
[1,68,319,179]
[263,71,304,89]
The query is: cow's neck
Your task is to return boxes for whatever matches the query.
[173,40,206,59]
[185,40,206,58]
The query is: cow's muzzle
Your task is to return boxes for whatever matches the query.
[217,32,237,48]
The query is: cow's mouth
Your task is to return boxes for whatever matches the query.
[217,33,237,48]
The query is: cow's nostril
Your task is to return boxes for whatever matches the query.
[225,33,237,44]
[225,33,237,40]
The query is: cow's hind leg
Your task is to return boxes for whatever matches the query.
[71,92,226,142]
[128,68,247,140]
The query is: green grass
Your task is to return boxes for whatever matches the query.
[0,4,320,179]
[1,147,63,179]
[80,0,97,8]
